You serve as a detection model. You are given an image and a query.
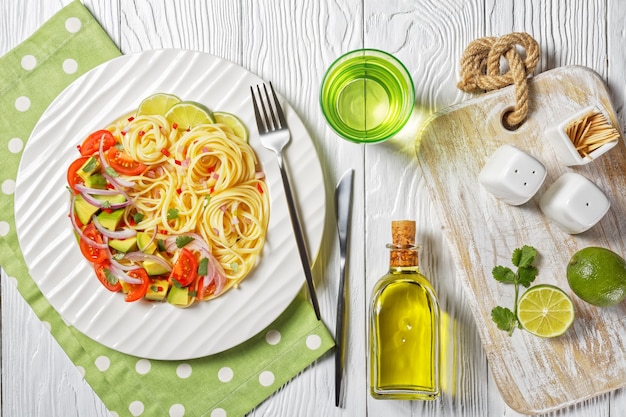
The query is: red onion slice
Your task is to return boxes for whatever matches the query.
[109,255,141,272]
[75,183,121,196]
[79,190,131,210]
[108,263,142,285]
[124,251,172,272]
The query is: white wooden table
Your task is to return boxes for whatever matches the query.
[2,1,626,416]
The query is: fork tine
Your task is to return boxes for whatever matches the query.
[256,85,272,131]
[250,86,266,133]
[262,84,279,130]
[269,82,287,128]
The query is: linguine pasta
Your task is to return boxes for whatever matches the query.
[112,113,270,298]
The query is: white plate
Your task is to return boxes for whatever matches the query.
[14,49,326,360]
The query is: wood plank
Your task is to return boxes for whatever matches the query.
[417,65,626,415]
[364,0,490,416]
[242,0,367,415]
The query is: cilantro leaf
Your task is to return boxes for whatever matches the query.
[133,212,145,224]
[512,245,537,268]
[491,245,539,336]
[492,266,516,284]
[112,253,125,261]
[491,306,518,334]
[167,208,179,220]
[176,235,195,248]
[103,268,119,286]
[197,258,208,276]
[517,265,538,288]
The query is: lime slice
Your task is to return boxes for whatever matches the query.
[137,93,181,117]
[214,111,248,142]
[165,101,215,131]
[517,284,575,338]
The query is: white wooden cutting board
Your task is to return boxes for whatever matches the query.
[416,65,626,415]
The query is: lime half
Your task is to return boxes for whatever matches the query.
[137,93,181,117]
[165,101,215,131]
[517,284,575,338]
[214,111,248,142]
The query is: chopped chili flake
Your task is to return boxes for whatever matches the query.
[76,145,81,152]
[257,182,264,193]
[172,123,178,129]
[210,187,215,194]
[160,148,171,157]
[121,131,127,136]
[138,130,145,136]
[176,188,182,195]
[175,160,182,166]
[128,116,135,122]
[157,286,164,292]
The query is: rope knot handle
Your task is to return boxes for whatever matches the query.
[457,32,540,128]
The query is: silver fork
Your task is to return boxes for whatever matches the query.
[250,82,321,321]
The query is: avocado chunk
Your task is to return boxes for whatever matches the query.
[119,279,131,294]
[76,156,100,181]
[167,284,190,306]
[93,193,126,208]
[74,194,99,225]
[144,257,171,276]
[84,173,108,189]
[97,209,125,231]
[109,236,138,253]
[137,231,158,254]
[145,279,170,301]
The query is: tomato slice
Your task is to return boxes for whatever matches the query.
[105,147,147,176]
[80,129,116,156]
[125,268,150,302]
[196,276,216,301]
[79,223,108,264]
[67,156,90,193]
[170,248,198,287]
[94,261,122,292]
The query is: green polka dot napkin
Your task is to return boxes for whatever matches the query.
[0,2,333,416]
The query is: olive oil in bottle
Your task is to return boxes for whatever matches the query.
[369,220,440,400]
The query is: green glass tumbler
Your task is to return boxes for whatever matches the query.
[320,49,415,143]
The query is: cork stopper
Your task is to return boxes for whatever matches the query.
[389,220,418,267]
[391,220,416,246]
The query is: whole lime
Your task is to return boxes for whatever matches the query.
[567,247,626,307]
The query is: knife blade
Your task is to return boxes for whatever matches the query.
[334,168,354,407]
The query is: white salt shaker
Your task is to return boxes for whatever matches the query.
[478,144,547,206]
[539,172,610,234]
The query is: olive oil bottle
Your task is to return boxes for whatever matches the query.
[369,220,440,399]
